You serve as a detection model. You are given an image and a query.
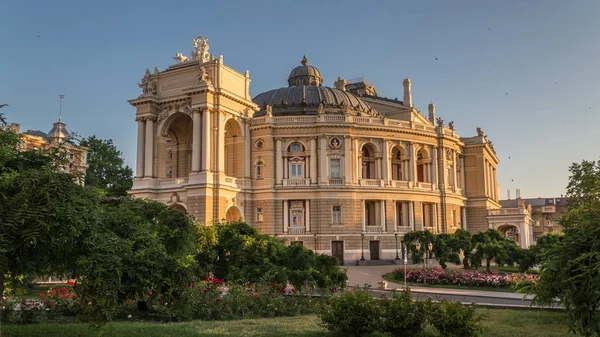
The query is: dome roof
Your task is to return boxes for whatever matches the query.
[254,86,372,113]
[288,56,323,86]
[47,121,70,143]
[253,56,381,117]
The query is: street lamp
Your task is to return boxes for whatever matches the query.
[414,241,423,270]
[394,232,400,260]
[360,233,365,261]
[427,242,433,269]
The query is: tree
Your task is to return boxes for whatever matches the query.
[531,160,600,336]
[469,229,515,273]
[80,136,133,197]
[453,229,473,269]
[432,233,461,269]
[403,231,436,264]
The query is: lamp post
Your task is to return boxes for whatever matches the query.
[414,241,425,285]
[360,233,365,261]
[394,232,400,261]
[403,243,408,289]
[427,242,433,270]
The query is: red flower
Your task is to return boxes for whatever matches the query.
[146,292,152,297]
[215,298,221,304]
[66,281,75,286]
[39,294,45,297]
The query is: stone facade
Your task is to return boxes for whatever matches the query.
[128,37,501,264]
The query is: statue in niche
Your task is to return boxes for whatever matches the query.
[317,100,325,114]
[198,66,211,84]
[476,127,484,136]
[448,121,455,131]
[191,36,211,63]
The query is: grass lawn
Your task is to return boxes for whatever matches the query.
[3,309,571,337]
[382,272,518,293]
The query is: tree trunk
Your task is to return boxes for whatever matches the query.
[486,258,491,273]
[462,255,470,269]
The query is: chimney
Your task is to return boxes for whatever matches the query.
[507,189,511,200]
[428,103,436,123]
[516,189,521,199]
[403,78,412,107]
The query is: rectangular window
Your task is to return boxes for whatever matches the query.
[330,159,341,178]
[256,164,262,179]
[256,207,264,222]
[290,163,303,178]
[451,210,456,227]
[332,205,342,224]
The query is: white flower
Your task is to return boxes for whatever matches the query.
[128,314,132,319]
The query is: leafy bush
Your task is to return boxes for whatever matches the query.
[429,299,484,337]
[319,289,382,337]
[379,291,429,336]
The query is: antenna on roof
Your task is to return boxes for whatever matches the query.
[58,94,65,122]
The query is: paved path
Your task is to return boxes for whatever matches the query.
[345,265,560,309]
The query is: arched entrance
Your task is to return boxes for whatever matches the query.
[159,113,193,179]
[225,206,243,222]
[497,224,520,244]
[170,203,187,214]
[224,119,244,178]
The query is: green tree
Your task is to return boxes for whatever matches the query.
[80,136,133,197]
[432,233,461,269]
[531,160,600,336]
[403,230,436,264]
[453,229,473,269]
[470,229,515,273]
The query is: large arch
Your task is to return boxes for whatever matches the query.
[361,144,377,179]
[158,113,193,179]
[224,118,244,178]
[496,223,521,245]
[416,147,431,183]
[390,145,407,181]
[225,205,243,222]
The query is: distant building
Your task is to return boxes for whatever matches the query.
[4,120,88,183]
[500,197,567,240]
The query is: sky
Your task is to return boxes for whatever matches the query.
[2,0,599,199]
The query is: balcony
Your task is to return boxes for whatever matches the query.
[283,178,311,186]
[416,182,434,190]
[392,180,410,188]
[224,176,245,189]
[158,177,189,186]
[289,226,306,235]
[359,179,384,187]
[329,177,344,185]
[364,225,383,233]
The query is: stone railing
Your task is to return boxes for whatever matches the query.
[224,176,245,189]
[416,182,433,190]
[392,180,410,188]
[365,225,383,233]
[489,208,527,216]
[283,178,311,186]
[289,226,306,235]
[329,177,344,185]
[250,115,438,134]
[158,177,189,185]
[359,179,384,187]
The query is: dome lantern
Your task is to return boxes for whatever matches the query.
[287,55,323,87]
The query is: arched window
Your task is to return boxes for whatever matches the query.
[289,142,303,152]
[288,143,305,179]
[391,147,404,180]
[361,145,376,179]
[255,160,264,179]
[416,149,430,183]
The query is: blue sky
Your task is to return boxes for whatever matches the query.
[2,0,599,199]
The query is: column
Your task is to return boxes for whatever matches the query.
[144,118,154,177]
[461,155,466,192]
[403,160,409,181]
[136,118,145,178]
[201,109,211,171]
[305,200,310,232]
[319,136,327,184]
[461,207,467,229]
[382,140,389,184]
[283,156,288,179]
[408,143,416,184]
[409,201,415,230]
[431,146,438,187]
[283,200,288,233]
[362,200,366,232]
[275,138,283,185]
[244,122,251,178]
[375,157,381,180]
[310,137,317,184]
[432,203,438,234]
[344,136,352,184]
[380,200,386,232]
[191,110,201,173]
[355,138,361,182]
[452,152,458,192]
[217,114,225,173]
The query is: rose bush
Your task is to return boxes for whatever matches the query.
[392,268,538,289]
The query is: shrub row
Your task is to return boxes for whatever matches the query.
[319,289,484,337]
[392,268,538,288]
